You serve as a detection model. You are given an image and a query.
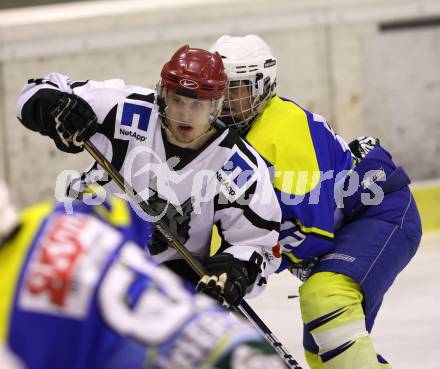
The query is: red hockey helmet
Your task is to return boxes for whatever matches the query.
[161,45,227,100]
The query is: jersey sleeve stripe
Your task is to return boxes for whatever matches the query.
[292,217,334,240]
[70,80,89,89]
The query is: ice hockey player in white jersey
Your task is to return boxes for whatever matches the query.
[15,45,281,307]
[0,181,286,369]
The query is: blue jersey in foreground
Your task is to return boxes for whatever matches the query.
[0,198,279,369]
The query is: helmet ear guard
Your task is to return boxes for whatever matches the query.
[255,73,264,96]
[255,73,276,101]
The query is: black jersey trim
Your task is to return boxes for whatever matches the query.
[214,182,279,232]
[127,92,155,104]
[71,80,89,89]
[219,129,258,167]
[242,206,279,232]
[27,78,58,88]
[214,220,233,255]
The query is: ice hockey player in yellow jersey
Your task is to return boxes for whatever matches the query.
[210,34,422,369]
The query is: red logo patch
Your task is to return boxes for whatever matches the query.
[272,243,282,258]
[26,215,88,307]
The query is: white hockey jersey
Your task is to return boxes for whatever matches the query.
[16,73,282,296]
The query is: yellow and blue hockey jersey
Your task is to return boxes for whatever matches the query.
[0,198,275,369]
[246,96,354,268]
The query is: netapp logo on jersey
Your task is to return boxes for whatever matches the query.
[216,171,236,196]
[119,128,146,142]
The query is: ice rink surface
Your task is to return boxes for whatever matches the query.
[247,232,440,369]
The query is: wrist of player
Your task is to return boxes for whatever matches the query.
[287,257,317,282]
[196,253,259,307]
[348,136,380,160]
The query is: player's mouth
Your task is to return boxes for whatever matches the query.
[177,124,193,134]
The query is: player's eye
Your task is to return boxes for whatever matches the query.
[192,101,202,109]
[171,96,181,105]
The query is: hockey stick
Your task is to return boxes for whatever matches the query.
[82,140,303,369]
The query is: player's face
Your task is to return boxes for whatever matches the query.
[222,80,254,122]
[165,91,213,143]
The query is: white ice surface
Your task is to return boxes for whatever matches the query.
[246,232,440,369]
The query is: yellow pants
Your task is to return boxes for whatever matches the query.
[299,272,393,369]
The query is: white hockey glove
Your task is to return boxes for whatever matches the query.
[348,136,380,160]
[50,93,98,153]
[196,253,260,308]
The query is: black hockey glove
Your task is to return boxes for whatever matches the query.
[196,253,260,308]
[287,258,317,282]
[349,136,380,160]
[50,93,98,153]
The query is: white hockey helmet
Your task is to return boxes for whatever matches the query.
[0,180,18,244]
[210,35,277,133]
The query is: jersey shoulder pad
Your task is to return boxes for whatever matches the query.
[74,79,155,122]
[215,130,262,198]
[247,96,320,195]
